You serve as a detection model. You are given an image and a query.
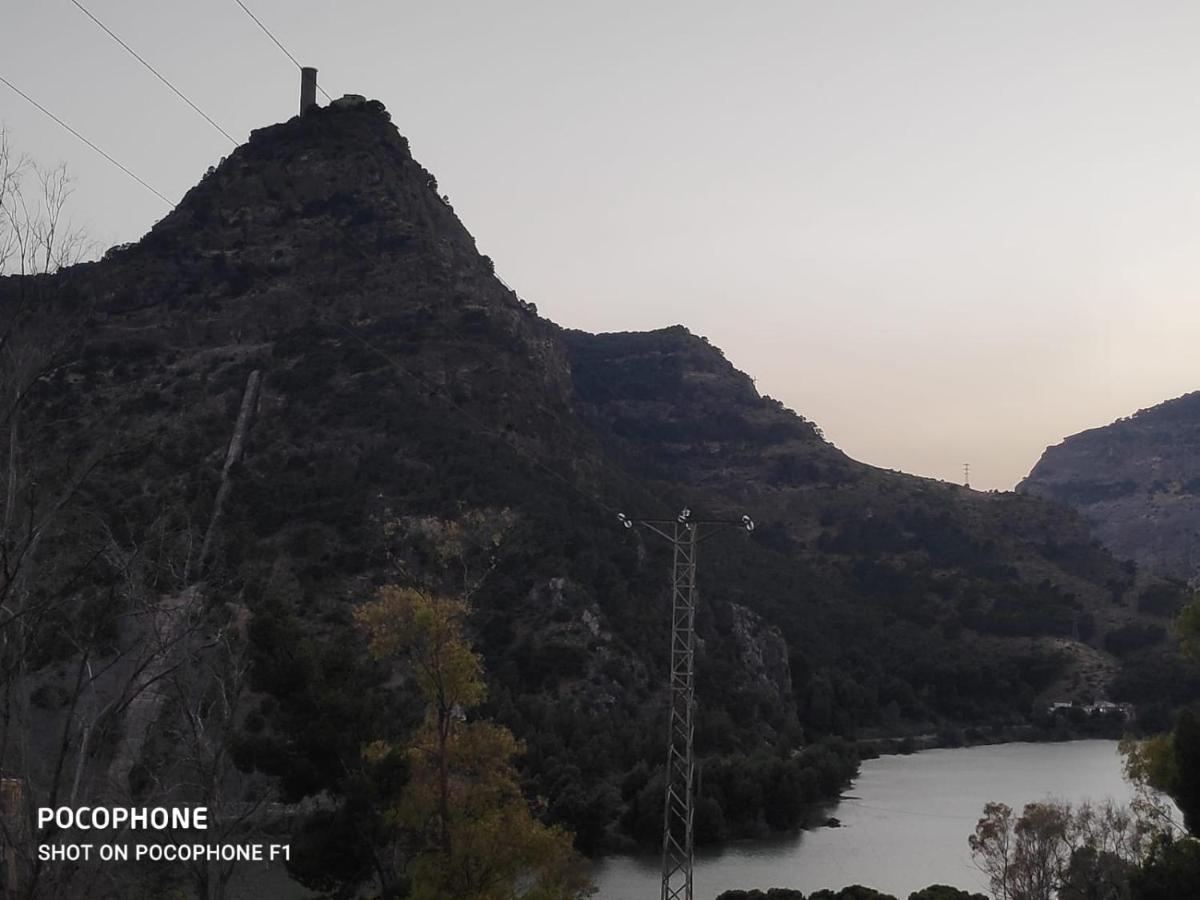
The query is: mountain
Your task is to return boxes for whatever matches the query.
[1,99,1191,881]
[561,327,1193,717]
[1020,392,1200,582]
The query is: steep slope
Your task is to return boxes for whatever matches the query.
[563,328,1188,715]
[1,100,1192,877]
[1021,392,1200,582]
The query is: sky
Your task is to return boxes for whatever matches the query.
[5,1,1200,491]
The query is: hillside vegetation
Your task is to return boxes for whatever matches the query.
[0,101,1190,887]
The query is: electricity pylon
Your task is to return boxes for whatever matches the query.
[618,507,754,900]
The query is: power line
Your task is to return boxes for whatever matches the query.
[232,0,333,102]
[0,73,172,206]
[67,0,238,146]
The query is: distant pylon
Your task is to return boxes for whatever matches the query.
[963,462,970,488]
[617,508,754,900]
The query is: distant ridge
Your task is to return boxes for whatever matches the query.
[1020,390,1200,580]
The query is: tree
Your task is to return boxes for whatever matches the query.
[1175,599,1200,662]
[907,887,988,900]
[1129,833,1200,899]
[969,800,1158,900]
[355,585,592,900]
[0,127,92,278]
[1121,594,1200,836]
[0,134,99,796]
[969,802,1019,900]
[0,145,107,891]
[1172,711,1200,835]
[166,619,274,900]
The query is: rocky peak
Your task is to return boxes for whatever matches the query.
[55,100,578,450]
[1020,391,1200,578]
[146,101,481,270]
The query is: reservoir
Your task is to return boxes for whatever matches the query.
[592,739,1157,899]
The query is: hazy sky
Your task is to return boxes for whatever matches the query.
[6,1,1200,490]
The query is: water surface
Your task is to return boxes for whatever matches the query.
[592,739,1147,899]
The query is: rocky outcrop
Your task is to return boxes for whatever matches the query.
[726,603,793,714]
[1020,391,1200,579]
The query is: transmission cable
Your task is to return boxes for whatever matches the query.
[0,73,171,206]
[67,0,238,146]
[232,0,334,101]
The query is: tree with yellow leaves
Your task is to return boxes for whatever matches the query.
[355,586,593,900]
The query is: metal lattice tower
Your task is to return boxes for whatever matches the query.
[618,508,753,900]
[662,518,697,900]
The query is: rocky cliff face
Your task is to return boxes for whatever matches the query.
[1020,391,1200,580]
[726,603,794,715]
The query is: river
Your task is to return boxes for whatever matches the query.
[591,739,1155,899]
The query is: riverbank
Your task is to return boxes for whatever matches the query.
[858,708,1135,757]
